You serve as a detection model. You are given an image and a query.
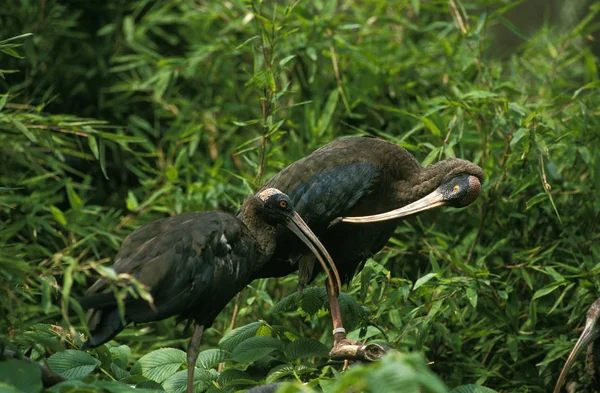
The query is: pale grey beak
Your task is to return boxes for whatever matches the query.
[286,212,342,294]
[340,189,445,224]
[554,319,600,393]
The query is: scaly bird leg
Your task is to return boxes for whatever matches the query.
[326,279,394,363]
[326,283,347,346]
[187,324,204,393]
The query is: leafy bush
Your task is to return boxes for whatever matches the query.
[1,0,599,392]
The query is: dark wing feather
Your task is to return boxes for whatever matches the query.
[80,211,260,348]
[256,161,380,280]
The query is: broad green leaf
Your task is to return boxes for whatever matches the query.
[219,321,265,352]
[47,350,101,380]
[161,368,213,393]
[231,336,284,364]
[217,369,252,387]
[300,287,328,316]
[134,348,186,383]
[195,349,231,369]
[284,338,328,360]
[266,364,310,384]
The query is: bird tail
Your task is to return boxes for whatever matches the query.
[78,292,128,349]
[81,307,126,349]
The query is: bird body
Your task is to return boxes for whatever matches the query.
[255,136,485,285]
[80,211,263,348]
[78,189,340,393]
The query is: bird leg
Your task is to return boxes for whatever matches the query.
[186,324,204,393]
[326,283,347,346]
[326,283,394,363]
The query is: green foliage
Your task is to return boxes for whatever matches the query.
[0,359,42,393]
[1,0,600,392]
[47,350,101,379]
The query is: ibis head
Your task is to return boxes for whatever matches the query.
[341,159,484,224]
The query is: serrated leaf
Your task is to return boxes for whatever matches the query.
[284,338,328,360]
[195,349,231,369]
[266,364,309,384]
[162,368,213,393]
[217,369,252,387]
[135,348,186,383]
[47,350,101,380]
[255,324,272,337]
[0,359,42,393]
[271,291,300,314]
[300,287,328,316]
[219,321,265,352]
[109,363,130,381]
[338,293,367,331]
[231,336,284,364]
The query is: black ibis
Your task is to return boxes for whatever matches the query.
[554,298,600,393]
[252,136,485,350]
[78,188,340,393]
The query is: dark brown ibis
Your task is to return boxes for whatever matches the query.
[252,137,484,351]
[78,188,340,393]
[554,298,600,393]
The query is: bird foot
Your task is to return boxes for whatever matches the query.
[329,339,393,362]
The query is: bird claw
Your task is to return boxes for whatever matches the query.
[329,340,394,362]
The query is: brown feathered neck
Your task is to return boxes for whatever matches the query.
[393,158,485,205]
[239,195,278,265]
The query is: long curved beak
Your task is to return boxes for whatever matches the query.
[554,320,600,393]
[340,189,445,224]
[286,212,342,294]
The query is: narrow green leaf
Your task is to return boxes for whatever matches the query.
[11,118,36,142]
[413,273,438,291]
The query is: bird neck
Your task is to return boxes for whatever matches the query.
[240,196,278,266]
[393,158,482,205]
[393,160,448,205]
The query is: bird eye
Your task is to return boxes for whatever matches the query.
[279,200,287,208]
[453,185,460,193]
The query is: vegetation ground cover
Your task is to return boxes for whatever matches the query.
[1,1,599,392]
